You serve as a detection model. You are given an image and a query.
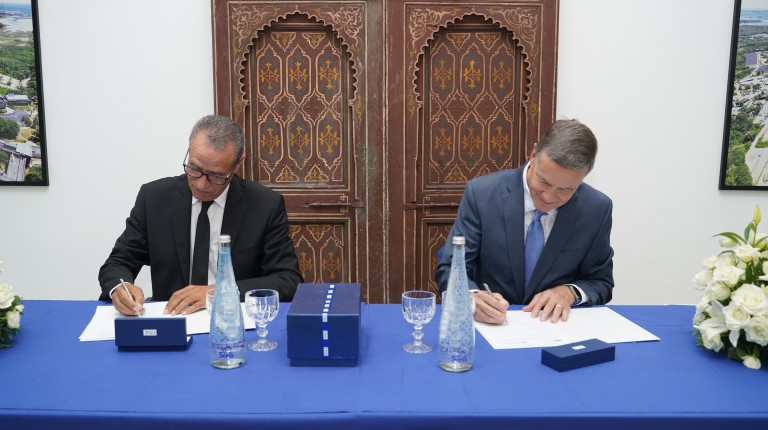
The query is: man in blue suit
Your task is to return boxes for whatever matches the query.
[435,119,613,324]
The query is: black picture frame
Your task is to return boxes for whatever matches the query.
[0,0,48,186]
[719,0,768,189]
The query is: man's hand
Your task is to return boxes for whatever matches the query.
[522,285,575,323]
[473,291,509,324]
[112,282,145,316]
[165,284,213,315]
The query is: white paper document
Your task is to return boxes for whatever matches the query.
[475,307,659,349]
[79,301,255,342]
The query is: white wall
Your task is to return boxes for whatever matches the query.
[0,0,756,305]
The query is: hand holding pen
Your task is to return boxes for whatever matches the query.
[473,283,508,325]
[117,278,144,317]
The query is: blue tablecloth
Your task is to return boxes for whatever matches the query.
[1,301,767,429]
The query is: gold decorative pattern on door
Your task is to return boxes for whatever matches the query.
[213,0,558,303]
[212,1,371,299]
[389,2,558,302]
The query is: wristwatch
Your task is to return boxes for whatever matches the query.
[567,284,582,306]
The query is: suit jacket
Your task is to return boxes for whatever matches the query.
[98,174,303,302]
[435,167,614,305]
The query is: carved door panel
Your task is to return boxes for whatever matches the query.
[212,1,379,301]
[386,2,558,302]
[212,0,556,303]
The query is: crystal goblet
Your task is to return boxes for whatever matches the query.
[402,290,436,353]
[245,289,279,352]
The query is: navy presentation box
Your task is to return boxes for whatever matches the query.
[541,338,615,372]
[114,317,192,351]
[287,283,361,367]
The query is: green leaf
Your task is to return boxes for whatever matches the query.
[715,232,745,244]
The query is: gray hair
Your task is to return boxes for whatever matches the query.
[189,115,245,159]
[536,119,597,172]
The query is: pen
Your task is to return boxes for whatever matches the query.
[483,283,507,324]
[483,283,494,296]
[120,278,140,317]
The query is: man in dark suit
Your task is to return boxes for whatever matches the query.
[435,119,613,324]
[99,115,302,316]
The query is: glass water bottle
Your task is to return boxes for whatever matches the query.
[438,235,475,372]
[209,235,246,369]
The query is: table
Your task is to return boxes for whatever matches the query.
[1,301,767,429]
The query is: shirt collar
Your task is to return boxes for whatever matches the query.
[522,162,536,214]
[191,184,230,209]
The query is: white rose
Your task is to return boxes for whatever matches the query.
[731,284,768,315]
[5,309,20,329]
[724,303,751,331]
[697,319,727,352]
[695,295,711,314]
[693,270,712,287]
[719,237,738,248]
[0,283,15,309]
[711,265,744,288]
[695,303,728,352]
[709,282,732,302]
[15,304,24,313]
[714,253,737,268]
[702,255,719,270]
[742,355,762,369]
[735,244,762,263]
[745,315,768,346]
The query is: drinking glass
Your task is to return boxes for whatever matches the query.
[402,290,436,353]
[245,289,279,351]
[205,289,215,315]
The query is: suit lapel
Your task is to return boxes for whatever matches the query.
[172,176,193,285]
[502,169,526,303]
[221,176,246,248]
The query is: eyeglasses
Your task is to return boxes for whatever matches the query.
[182,149,237,186]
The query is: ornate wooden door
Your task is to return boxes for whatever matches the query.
[387,2,558,302]
[212,0,557,303]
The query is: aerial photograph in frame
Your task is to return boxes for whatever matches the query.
[0,0,47,185]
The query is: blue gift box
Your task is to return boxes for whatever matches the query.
[287,283,361,367]
[114,317,192,351]
[541,338,615,372]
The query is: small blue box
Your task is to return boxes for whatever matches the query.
[114,317,192,351]
[287,283,361,366]
[541,338,615,372]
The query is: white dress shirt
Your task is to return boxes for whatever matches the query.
[189,185,230,285]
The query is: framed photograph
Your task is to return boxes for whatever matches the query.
[0,0,47,185]
[720,0,768,189]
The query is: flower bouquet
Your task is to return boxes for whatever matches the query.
[693,205,768,369]
[0,259,24,348]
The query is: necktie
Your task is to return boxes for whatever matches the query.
[191,200,213,285]
[524,209,545,289]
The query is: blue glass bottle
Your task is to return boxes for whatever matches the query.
[209,235,246,369]
[438,235,475,372]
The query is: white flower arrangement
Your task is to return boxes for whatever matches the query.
[693,205,768,369]
[0,259,24,348]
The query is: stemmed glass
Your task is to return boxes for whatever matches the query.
[245,289,279,351]
[402,290,436,353]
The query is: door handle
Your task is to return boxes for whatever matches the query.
[304,201,364,208]
[403,202,460,210]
